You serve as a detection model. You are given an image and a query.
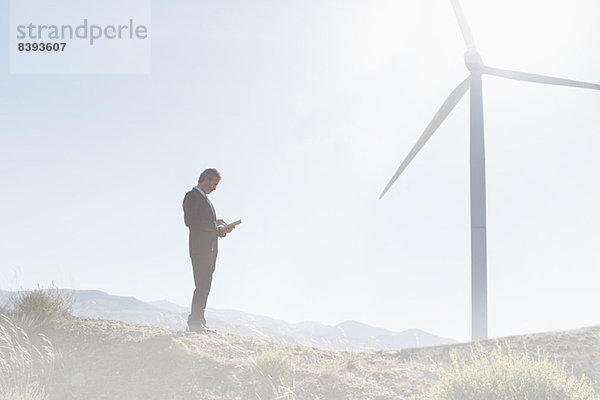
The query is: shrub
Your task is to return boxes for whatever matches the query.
[318,358,344,380]
[249,348,296,399]
[11,285,74,331]
[431,342,595,400]
[0,314,54,400]
[318,353,357,380]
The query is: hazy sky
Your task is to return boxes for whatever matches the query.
[1,0,599,342]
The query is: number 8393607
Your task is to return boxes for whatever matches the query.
[18,42,67,51]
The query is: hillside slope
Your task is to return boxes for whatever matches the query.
[38,318,600,400]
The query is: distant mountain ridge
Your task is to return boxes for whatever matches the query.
[0,289,456,350]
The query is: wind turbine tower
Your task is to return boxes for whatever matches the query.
[379,0,600,341]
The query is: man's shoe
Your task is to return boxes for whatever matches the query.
[200,324,217,334]
[187,322,217,334]
[187,321,206,333]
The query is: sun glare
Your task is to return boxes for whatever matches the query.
[461,0,587,70]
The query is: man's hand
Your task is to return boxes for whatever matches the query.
[223,224,236,234]
[217,223,236,237]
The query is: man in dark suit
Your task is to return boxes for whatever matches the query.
[183,168,235,333]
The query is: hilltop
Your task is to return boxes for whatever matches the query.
[34,317,600,400]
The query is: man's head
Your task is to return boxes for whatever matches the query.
[197,168,221,194]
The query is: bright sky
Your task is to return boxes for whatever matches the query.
[1,0,599,342]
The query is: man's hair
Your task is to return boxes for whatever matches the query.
[198,168,221,183]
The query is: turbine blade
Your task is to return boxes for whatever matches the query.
[450,0,477,51]
[483,66,600,90]
[379,76,471,199]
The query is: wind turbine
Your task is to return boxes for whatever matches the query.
[379,0,600,341]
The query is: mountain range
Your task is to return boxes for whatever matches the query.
[0,289,456,350]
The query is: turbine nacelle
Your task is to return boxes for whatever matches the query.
[464,51,484,72]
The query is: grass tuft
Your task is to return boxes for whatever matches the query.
[431,341,596,400]
[249,348,296,399]
[0,313,54,400]
[11,284,74,332]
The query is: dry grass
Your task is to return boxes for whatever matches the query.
[0,314,54,400]
[10,285,74,332]
[248,348,296,399]
[431,342,596,400]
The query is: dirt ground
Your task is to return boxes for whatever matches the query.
[39,318,600,400]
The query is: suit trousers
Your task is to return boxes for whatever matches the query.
[188,246,217,326]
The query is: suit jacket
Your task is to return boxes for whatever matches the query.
[183,188,219,257]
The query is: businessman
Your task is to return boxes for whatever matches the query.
[183,168,235,333]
